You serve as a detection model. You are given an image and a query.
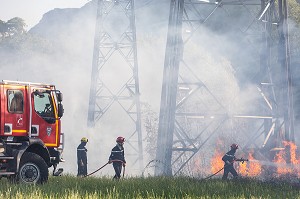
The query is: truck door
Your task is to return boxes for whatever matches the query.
[3,87,28,136]
[31,90,59,147]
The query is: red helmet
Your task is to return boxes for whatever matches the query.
[116,136,125,143]
[230,143,238,149]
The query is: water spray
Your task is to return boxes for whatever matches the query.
[249,159,300,169]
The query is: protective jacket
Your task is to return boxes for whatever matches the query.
[109,143,126,179]
[222,149,236,164]
[77,142,87,176]
[109,144,126,164]
[221,149,238,179]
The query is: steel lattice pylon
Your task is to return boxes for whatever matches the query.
[88,0,143,172]
[155,0,294,176]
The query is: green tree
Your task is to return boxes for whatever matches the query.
[0,20,8,37]
[0,17,26,40]
[6,17,26,36]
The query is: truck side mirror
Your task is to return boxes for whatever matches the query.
[58,104,64,118]
[57,92,63,102]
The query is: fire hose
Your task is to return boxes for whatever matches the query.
[203,166,225,180]
[203,158,248,180]
[84,159,126,178]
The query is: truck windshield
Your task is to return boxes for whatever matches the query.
[34,91,55,120]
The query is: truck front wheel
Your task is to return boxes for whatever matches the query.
[18,152,49,184]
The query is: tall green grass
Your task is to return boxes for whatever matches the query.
[0,175,299,198]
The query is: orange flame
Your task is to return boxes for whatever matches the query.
[237,152,261,177]
[209,140,300,178]
[274,147,289,175]
[285,141,298,165]
[273,141,299,177]
[247,153,261,176]
[210,149,224,175]
[238,161,248,176]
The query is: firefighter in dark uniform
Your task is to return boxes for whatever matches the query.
[77,137,88,177]
[222,143,239,180]
[108,136,126,179]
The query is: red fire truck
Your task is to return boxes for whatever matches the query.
[0,80,64,184]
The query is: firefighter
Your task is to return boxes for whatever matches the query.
[108,136,126,179]
[77,137,88,177]
[222,143,239,180]
[10,91,23,112]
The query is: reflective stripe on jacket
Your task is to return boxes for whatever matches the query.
[109,144,126,163]
[222,150,236,163]
[77,143,87,164]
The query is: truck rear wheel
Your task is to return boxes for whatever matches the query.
[18,152,49,184]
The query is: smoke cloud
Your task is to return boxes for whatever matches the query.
[0,0,299,178]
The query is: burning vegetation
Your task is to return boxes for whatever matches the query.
[210,141,300,179]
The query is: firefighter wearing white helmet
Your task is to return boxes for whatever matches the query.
[77,137,88,177]
[221,143,239,180]
[108,136,126,179]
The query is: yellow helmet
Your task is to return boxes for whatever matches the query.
[81,137,88,143]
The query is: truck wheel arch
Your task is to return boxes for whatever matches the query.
[15,142,51,173]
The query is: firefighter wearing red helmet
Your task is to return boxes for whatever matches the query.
[108,136,126,179]
[221,143,239,180]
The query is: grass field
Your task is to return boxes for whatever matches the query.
[0,175,299,198]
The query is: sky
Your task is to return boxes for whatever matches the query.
[0,0,88,29]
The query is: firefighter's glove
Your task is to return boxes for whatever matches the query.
[108,160,112,164]
[122,163,126,167]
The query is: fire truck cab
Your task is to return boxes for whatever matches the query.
[0,80,64,184]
